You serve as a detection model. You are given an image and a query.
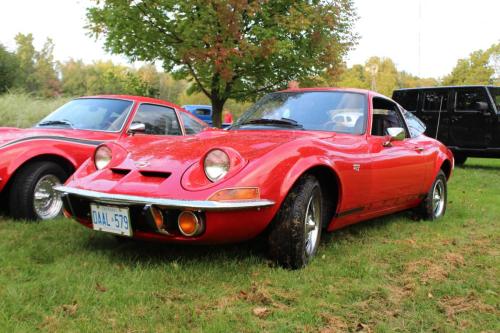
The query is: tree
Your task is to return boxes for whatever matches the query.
[86,0,358,127]
[0,44,19,93]
[14,33,38,92]
[443,43,500,86]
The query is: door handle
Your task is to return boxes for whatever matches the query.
[415,146,425,152]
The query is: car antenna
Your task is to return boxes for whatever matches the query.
[435,96,444,139]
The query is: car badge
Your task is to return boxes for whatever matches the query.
[353,164,360,172]
[135,161,150,168]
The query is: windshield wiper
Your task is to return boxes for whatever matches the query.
[37,120,74,128]
[239,118,303,129]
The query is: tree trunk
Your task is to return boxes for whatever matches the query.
[211,98,226,128]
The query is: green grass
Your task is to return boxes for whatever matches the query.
[0,93,69,128]
[0,159,499,332]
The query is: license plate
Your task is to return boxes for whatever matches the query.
[91,204,132,237]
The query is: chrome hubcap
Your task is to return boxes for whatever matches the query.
[432,179,445,218]
[304,189,321,257]
[33,174,63,220]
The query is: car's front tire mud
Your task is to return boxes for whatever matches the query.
[267,174,323,269]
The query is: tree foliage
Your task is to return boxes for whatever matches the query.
[336,57,438,96]
[443,43,500,86]
[0,44,19,93]
[86,0,358,127]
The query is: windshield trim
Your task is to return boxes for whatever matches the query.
[231,91,368,135]
[35,97,136,134]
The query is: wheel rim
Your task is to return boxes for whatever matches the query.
[304,188,321,257]
[33,174,63,220]
[432,179,445,218]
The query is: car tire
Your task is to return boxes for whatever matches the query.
[268,174,323,269]
[9,161,69,221]
[454,154,467,166]
[417,170,447,221]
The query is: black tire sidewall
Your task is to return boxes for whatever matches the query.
[268,175,323,269]
[420,170,447,221]
[9,161,68,220]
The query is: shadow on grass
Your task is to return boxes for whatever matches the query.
[77,210,415,268]
[459,163,500,171]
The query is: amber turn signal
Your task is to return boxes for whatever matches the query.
[208,187,260,202]
[63,208,72,218]
[151,207,164,230]
[178,211,203,237]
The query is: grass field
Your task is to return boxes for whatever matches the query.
[0,158,498,332]
[0,93,69,128]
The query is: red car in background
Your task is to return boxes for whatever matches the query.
[56,88,454,268]
[0,95,207,220]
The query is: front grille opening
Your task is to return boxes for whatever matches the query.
[139,171,171,179]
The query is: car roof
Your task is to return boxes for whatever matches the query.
[77,95,182,110]
[394,85,498,92]
[278,87,391,99]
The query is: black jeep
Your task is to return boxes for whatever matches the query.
[393,85,500,165]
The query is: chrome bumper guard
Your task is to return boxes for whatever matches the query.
[54,185,275,211]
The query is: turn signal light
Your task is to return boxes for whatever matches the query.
[63,208,72,218]
[151,207,164,230]
[178,211,204,237]
[208,187,260,202]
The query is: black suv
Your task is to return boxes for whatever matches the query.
[393,85,500,165]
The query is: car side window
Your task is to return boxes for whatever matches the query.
[455,88,488,112]
[402,108,426,137]
[195,108,211,116]
[181,112,206,135]
[371,97,408,137]
[423,90,448,113]
[131,104,182,135]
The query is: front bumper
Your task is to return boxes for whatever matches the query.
[54,185,275,211]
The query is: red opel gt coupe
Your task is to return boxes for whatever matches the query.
[56,88,454,268]
[0,95,207,220]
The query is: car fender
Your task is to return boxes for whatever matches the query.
[0,141,80,191]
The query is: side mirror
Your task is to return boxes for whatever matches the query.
[383,127,405,147]
[128,122,146,135]
[473,101,489,114]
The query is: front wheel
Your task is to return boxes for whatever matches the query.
[9,161,69,221]
[416,170,447,221]
[267,175,323,269]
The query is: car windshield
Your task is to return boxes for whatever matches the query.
[488,87,500,112]
[36,98,133,131]
[232,91,367,134]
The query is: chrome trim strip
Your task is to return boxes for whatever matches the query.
[55,185,275,211]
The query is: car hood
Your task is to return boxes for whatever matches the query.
[115,129,334,169]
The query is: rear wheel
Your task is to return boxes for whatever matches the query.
[417,170,447,221]
[9,161,69,221]
[268,175,323,269]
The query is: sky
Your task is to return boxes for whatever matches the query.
[0,0,498,78]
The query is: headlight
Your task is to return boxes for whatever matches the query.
[94,145,112,170]
[204,149,230,182]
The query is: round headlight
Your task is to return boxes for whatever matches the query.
[204,149,230,182]
[94,145,112,170]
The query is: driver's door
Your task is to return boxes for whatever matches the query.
[365,97,429,213]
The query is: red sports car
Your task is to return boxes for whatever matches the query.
[56,88,454,268]
[0,95,207,220]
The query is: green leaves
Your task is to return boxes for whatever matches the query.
[86,0,358,127]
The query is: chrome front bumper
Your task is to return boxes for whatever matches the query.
[54,185,275,211]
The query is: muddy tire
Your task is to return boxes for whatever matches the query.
[9,161,69,221]
[268,174,323,269]
[417,170,447,221]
